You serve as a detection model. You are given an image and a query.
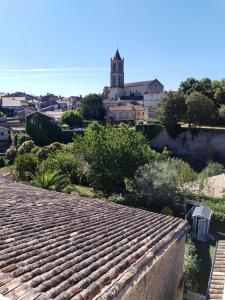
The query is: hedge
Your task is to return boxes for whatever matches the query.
[210,212,225,232]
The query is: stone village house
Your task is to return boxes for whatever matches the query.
[0,180,190,300]
[107,103,148,123]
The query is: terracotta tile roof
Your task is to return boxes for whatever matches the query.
[109,103,146,111]
[207,240,225,300]
[0,180,189,300]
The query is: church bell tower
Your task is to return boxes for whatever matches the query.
[110,49,124,88]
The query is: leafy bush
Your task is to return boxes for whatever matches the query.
[31,146,41,155]
[108,194,126,204]
[210,212,225,232]
[199,162,225,180]
[207,204,225,214]
[48,142,64,153]
[36,146,51,160]
[131,161,178,209]
[183,238,199,291]
[13,153,38,181]
[5,147,17,165]
[29,170,70,192]
[18,140,35,155]
[13,133,31,149]
[169,158,197,188]
[0,156,5,168]
[73,123,157,193]
[161,206,173,216]
[36,143,64,160]
[39,151,87,184]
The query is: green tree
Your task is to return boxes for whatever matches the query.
[179,77,213,98]
[5,147,17,165]
[13,153,38,181]
[199,78,213,98]
[26,112,61,146]
[131,161,178,209]
[73,123,157,192]
[179,78,200,95]
[18,140,35,155]
[212,79,225,106]
[80,94,105,120]
[61,110,83,128]
[185,91,215,126]
[159,92,186,128]
[29,170,70,192]
[169,158,197,187]
[13,133,31,149]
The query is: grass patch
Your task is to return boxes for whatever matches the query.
[194,240,215,294]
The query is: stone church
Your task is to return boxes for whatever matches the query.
[102,49,164,107]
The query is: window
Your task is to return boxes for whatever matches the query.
[1,132,4,136]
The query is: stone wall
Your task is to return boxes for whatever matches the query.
[150,128,225,165]
[115,235,186,300]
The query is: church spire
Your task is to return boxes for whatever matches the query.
[114,49,122,60]
[110,49,124,88]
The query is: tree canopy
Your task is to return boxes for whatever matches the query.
[179,77,213,98]
[159,92,186,128]
[185,91,215,126]
[73,123,158,193]
[80,94,105,120]
[61,110,83,128]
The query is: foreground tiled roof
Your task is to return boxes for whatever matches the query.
[207,240,225,300]
[0,180,188,300]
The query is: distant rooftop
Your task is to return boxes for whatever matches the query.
[109,103,146,111]
[43,110,64,121]
[0,180,188,300]
[124,79,163,88]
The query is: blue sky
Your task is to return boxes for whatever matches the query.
[0,0,224,96]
